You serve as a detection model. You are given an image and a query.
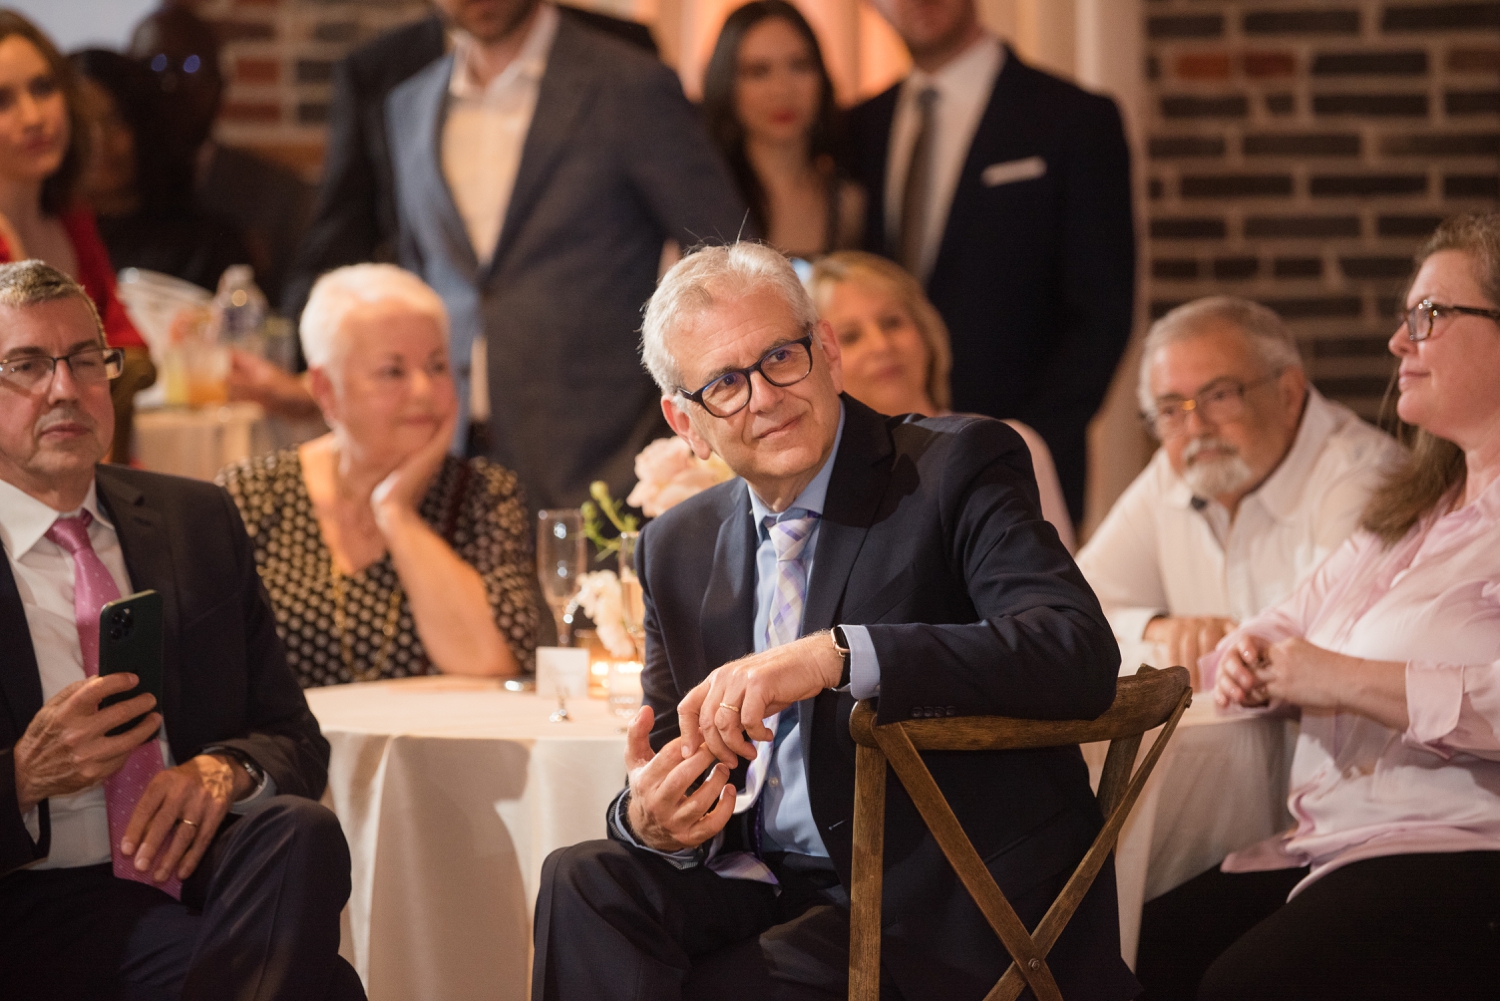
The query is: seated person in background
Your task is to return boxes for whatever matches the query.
[1135,212,1500,1001]
[0,261,361,999]
[807,249,1074,549]
[0,13,154,463]
[71,48,251,295]
[1076,296,1401,681]
[532,242,1137,1001]
[218,264,537,688]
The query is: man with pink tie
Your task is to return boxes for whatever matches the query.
[0,261,361,999]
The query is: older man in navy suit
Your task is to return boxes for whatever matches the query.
[531,243,1136,1001]
[850,0,1136,525]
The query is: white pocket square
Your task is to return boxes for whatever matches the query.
[982,156,1047,187]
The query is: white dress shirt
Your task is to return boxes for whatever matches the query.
[441,2,559,422]
[0,478,144,868]
[1076,390,1404,658]
[883,34,1003,282]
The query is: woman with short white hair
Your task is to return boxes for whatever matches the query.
[219,264,536,686]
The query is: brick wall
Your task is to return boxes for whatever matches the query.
[198,0,431,179]
[1144,0,1499,421]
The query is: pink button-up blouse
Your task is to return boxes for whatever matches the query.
[1202,474,1500,896]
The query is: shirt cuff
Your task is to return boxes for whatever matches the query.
[610,791,705,869]
[841,625,880,700]
[1110,607,1169,647]
[230,772,278,813]
[23,805,38,842]
[1403,660,1465,757]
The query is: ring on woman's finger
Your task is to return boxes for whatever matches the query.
[719,702,741,714]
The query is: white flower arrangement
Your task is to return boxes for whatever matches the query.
[573,569,635,659]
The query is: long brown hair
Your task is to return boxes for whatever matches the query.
[702,1,840,239]
[0,10,88,216]
[1361,212,1500,544]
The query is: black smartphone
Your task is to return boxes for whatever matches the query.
[97,590,164,738]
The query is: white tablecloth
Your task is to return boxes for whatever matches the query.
[133,403,270,480]
[306,677,629,1001]
[1083,699,1295,966]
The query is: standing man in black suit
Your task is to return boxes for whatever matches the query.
[531,243,1137,1000]
[0,262,360,999]
[849,0,1135,524]
[386,0,747,510]
[281,4,658,322]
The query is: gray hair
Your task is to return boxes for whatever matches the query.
[300,264,449,370]
[640,242,819,403]
[0,259,105,343]
[1138,296,1303,414]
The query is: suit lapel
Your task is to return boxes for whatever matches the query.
[698,481,756,678]
[486,19,596,282]
[95,469,182,750]
[0,543,42,739]
[400,55,480,281]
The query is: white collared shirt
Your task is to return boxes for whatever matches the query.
[883,34,1003,282]
[0,477,144,869]
[1076,390,1405,656]
[441,2,559,422]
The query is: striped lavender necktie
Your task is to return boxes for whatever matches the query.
[734,511,819,813]
[46,513,181,899]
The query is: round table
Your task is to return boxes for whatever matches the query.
[306,676,630,1001]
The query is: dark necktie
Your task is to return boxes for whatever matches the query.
[897,86,940,277]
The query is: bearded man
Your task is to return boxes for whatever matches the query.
[1076,297,1403,682]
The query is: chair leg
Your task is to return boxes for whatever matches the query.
[849,743,887,1001]
[874,724,1064,1001]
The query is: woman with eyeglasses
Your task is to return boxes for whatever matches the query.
[0,12,152,462]
[702,2,863,259]
[217,265,537,688]
[1135,212,1500,999]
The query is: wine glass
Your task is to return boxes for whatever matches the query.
[616,531,646,658]
[537,509,586,646]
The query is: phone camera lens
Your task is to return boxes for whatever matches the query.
[109,626,124,640]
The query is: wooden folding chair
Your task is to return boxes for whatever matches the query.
[847,664,1192,1001]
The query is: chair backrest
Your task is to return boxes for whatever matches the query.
[847,664,1192,1001]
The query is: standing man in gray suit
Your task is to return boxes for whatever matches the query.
[387,0,747,510]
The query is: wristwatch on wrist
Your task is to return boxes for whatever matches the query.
[830,626,852,689]
[203,746,265,795]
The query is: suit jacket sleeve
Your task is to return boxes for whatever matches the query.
[620,66,752,246]
[281,56,381,321]
[1028,95,1134,419]
[866,419,1120,725]
[202,488,329,799]
[0,751,48,875]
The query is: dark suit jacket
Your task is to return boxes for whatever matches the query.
[624,397,1136,999]
[0,466,328,877]
[849,48,1135,522]
[387,17,746,510]
[281,8,660,322]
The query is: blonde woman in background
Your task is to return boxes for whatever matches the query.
[808,250,1074,550]
[218,264,537,687]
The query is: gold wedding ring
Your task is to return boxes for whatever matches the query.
[179,818,199,829]
[719,702,741,714]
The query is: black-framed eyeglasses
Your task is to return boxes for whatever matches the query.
[1144,371,1283,439]
[677,333,815,419]
[0,347,124,391]
[1402,298,1500,343]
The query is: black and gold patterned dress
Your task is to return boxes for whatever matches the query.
[218,449,538,687]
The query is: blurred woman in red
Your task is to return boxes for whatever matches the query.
[0,12,153,461]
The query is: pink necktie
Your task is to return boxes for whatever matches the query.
[46,513,181,899]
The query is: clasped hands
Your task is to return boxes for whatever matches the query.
[13,673,256,883]
[1213,633,1359,713]
[624,633,842,853]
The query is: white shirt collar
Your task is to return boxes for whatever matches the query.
[0,475,112,561]
[902,31,1003,99]
[448,2,558,100]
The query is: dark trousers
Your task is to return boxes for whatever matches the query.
[532,839,893,1001]
[1135,851,1500,1001]
[0,796,364,1001]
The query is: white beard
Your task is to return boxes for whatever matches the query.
[1182,437,1256,499]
